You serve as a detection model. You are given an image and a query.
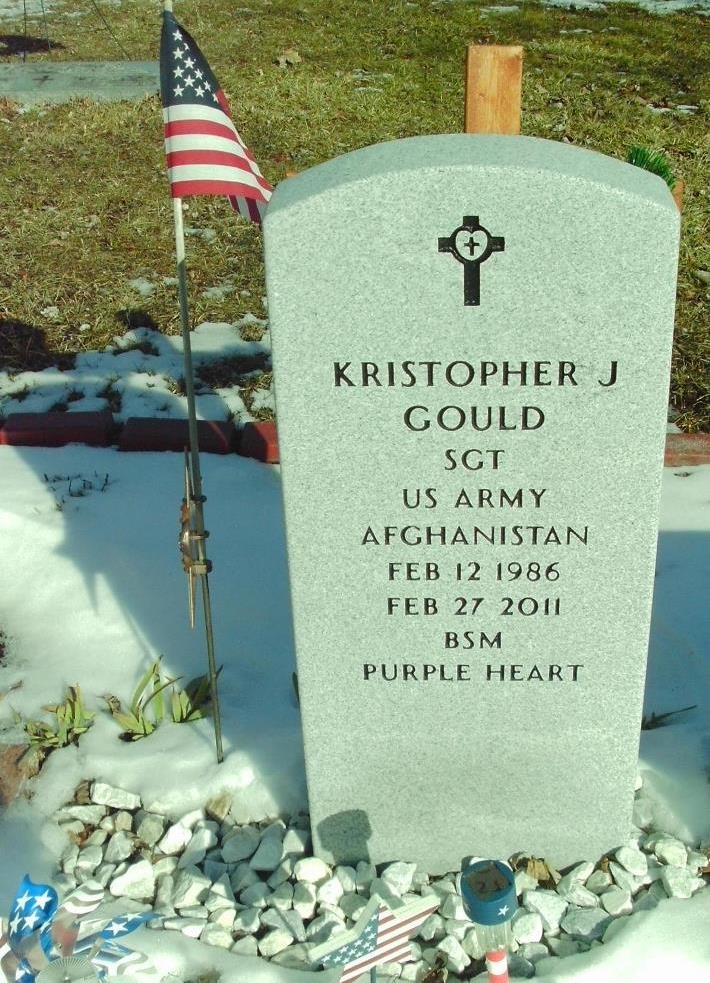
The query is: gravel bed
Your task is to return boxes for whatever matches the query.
[51,778,709,980]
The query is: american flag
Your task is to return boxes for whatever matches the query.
[160,9,272,224]
[308,895,439,983]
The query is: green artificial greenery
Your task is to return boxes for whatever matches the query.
[103,657,217,740]
[626,146,677,190]
[16,685,95,752]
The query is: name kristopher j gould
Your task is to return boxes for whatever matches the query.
[332,358,620,433]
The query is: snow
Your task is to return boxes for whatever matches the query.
[0,321,270,424]
[535,889,710,980]
[0,434,707,980]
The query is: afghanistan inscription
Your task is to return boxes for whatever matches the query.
[263,135,680,872]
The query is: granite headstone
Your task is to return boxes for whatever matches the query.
[263,134,680,872]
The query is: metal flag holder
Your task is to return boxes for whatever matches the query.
[179,447,212,630]
[162,0,225,765]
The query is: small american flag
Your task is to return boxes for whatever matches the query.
[160,9,272,224]
[309,895,439,983]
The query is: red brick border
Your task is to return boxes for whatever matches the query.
[664,433,710,467]
[119,418,237,455]
[0,409,115,447]
[238,421,279,463]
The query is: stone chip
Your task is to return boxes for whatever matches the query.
[157,823,192,856]
[104,831,135,865]
[661,866,704,899]
[512,910,543,944]
[222,826,261,863]
[614,846,648,877]
[559,907,611,941]
[172,865,211,907]
[654,837,688,868]
[292,881,317,919]
[436,935,470,974]
[258,929,293,957]
[249,832,284,872]
[90,782,141,811]
[109,860,156,901]
[231,935,258,955]
[205,791,233,823]
[522,889,568,932]
[200,923,233,948]
[601,886,632,916]
[294,856,331,883]
[316,875,344,906]
[381,861,417,895]
[233,907,262,935]
[135,812,166,847]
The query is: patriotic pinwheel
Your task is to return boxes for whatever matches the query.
[0,877,156,983]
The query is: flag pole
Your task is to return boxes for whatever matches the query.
[163,0,224,765]
[172,196,224,766]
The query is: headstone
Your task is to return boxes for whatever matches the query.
[263,134,679,873]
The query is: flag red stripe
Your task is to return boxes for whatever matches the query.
[340,942,413,982]
[486,948,510,981]
[229,196,262,223]
[378,907,437,936]
[216,89,231,116]
[170,178,270,199]
[164,119,240,143]
[166,149,255,170]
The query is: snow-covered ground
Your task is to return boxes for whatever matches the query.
[0,321,274,424]
[0,354,708,981]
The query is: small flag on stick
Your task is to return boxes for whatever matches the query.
[159,0,273,764]
[160,7,272,222]
[309,895,439,983]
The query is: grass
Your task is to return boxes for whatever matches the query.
[0,0,707,427]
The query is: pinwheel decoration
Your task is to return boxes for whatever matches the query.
[0,876,157,983]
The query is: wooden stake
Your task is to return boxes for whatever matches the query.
[672,178,684,213]
[464,45,523,135]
